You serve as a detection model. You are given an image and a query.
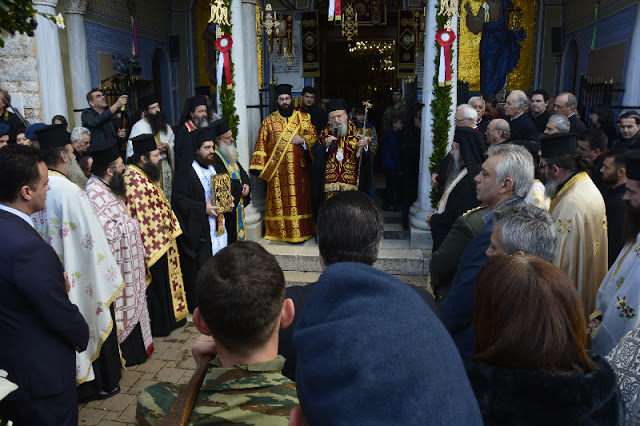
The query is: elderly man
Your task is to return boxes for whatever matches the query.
[504,90,537,141]
[0,144,89,425]
[125,134,188,336]
[439,144,534,359]
[590,150,640,357]
[175,96,208,171]
[81,89,127,145]
[428,126,486,250]
[296,86,328,135]
[30,124,124,403]
[553,92,586,134]
[70,126,91,166]
[469,96,488,132]
[173,128,231,310]
[212,118,251,243]
[312,99,371,209]
[85,140,153,366]
[529,89,551,134]
[544,114,570,135]
[612,111,640,150]
[485,118,509,146]
[250,84,317,242]
[127,93,175,199]
[540,133,608,313]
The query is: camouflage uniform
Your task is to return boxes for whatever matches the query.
[136,355,298,425]
[381,104,406,133]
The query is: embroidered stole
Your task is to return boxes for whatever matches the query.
[436,169,468,213]
[192,161,225,238]
[215,148,246,241]
[260,111,302,182]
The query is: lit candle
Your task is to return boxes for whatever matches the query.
[355,12,357,22]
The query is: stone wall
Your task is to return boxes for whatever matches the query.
[0,33,43,123]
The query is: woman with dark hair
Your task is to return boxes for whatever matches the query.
[466,254,624,425]
[590,104,618,148]
[51,114,68,130]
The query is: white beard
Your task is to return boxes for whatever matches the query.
[544,176,560,199]
[218,142,239,164]
[64,152,89,188]
[333,120,348,139]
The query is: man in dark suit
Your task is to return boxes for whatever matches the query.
[529,89,551,134]
[504,90,538,141]
[0,144,89,425]
[554,92,586,134]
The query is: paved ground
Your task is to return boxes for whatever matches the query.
[78,319,200,425]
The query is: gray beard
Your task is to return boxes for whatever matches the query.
[444,151,463,190]
[64,152,89,188]
[544,177,560,199]
[333,121,348,139]
[218,142,238,164]
[193,117,208,128]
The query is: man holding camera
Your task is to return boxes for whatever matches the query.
[81,89,128,145]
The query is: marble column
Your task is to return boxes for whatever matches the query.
[63,0,91,128]
[231,0,263,240]
[409,3,458,249]
[33,0,68,125]
[623,6,640,107]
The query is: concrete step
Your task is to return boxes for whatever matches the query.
[384,222,409,240]
[262,240,429,276]
[284,270,429,288]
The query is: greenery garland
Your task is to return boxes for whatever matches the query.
[0,0,65,48]
[429,1,454,208]
[218,1,240,143]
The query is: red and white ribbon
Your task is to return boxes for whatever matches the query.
[436,28,456,86]
[215,34,234,88]
[328,0,341,21]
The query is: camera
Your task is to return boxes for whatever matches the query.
[112,53,142,77]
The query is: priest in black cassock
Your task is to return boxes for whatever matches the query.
[172,128,233,309]
[211,118,251,243]
[175,96,209,172]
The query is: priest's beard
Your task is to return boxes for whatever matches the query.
[278,103,293,118]
[193,116,208,128]
[64,152,89,188]
[444,150,463,190]
[148,110,168,136]
[623,201,640,244]
[142,160,162,182]
[109,168,127,198]
[218,142,238,164]
[544,176,561,199]
[333,120,348,139]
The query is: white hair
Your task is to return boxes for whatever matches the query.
[457,104,478,123]
[549,114,570,132]
[510,90,528,108]
[71,127,90,143]
[468,96,485,108]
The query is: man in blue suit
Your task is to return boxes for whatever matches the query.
[0,144,89,425]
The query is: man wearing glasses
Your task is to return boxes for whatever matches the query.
[70,126,91,160]
[553,92,586,134]
[81,89,128,145]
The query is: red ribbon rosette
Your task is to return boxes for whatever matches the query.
[436,28,456,85]
[216,34,234,88]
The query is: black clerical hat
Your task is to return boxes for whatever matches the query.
[212,118,231,139]
[35,124,70,151]
[89,139,121,167]
[139,93,158,110]
[189,95,208,111]
[195,128,214,150]
[195,85,211,97]
[275,84,293,97]
[131,134,157,155]
[625,149,640,181]
[540,133,578,158]
[326,99,348,113]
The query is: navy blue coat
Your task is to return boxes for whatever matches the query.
[0,209,89,400]
[439,221,494,361]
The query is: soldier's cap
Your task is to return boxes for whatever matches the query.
[275,84,293,97]
[139,93,158,110]
[391,87,402,94]
[625,149,640,181]
[88,139,121,167]
[0,123,9,137]
[35,124,71,151]
[25,122,47,140]
[194,85,211,97]
[540,133,578,158]
[326,99,348,114]
[131,134,157,155]
[212,118,231,139]
[189,95,208,111]
[293,262,481,424]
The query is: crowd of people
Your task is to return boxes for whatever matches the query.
[2,81,640,425]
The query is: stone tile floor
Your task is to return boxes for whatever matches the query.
[78,319,200,425]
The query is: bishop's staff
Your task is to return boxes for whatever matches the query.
[356,100,373,189]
